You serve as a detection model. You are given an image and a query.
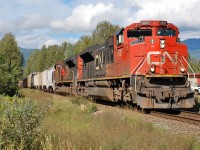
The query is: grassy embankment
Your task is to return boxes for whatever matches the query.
[0,88,200,149]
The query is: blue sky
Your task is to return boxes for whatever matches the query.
[0,0,199,49]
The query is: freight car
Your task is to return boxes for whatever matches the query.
[46,67,55,92]
[33,72,40,89]
[27,72,37,88]
[26,20,195,110]
[27,67,55,92]
[42,70,48,91]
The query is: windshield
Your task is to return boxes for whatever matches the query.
[127,29,152,38]
[157,29,176,36]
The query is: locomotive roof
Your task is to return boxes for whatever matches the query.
[116,28,124,35]
[79,44,104,63]
[80,44,102,54]
[64,54,77,68]
[125,20,177,30]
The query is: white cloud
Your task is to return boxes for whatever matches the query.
[180,30,200,41]
[17,33,79,49]
[128,0,200,28]
[51,2,114,32]
[0,20,14,34]
[44,37,78,48]
[0,0,200,48]
[44,39,60,47]
[16,14,51,30]
[17,34,47,49]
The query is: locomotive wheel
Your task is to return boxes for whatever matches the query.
[142,109,151,114]
[137,106,151,114]
[118,100,126,107]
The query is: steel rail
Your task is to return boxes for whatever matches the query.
[150,110,200,126]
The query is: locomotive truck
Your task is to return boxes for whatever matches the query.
[27,20,195,109]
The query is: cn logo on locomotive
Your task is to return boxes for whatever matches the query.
[147,51,178,65]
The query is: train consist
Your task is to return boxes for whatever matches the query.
[24,20,195,109]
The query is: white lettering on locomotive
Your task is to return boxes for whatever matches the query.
[147,51,177,65]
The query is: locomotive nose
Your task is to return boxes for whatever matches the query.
[146,37,181,75]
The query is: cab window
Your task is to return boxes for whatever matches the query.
[116,28,124,45]
[117,33,124,45]
[127,29,152,38]
[157,29,176,36]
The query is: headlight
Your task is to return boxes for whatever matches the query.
[180,68,185,73]
[160,39,165,49]
[150,67,155,72]
[150,65,156,73]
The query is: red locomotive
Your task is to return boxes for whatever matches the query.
[39,20,195,109]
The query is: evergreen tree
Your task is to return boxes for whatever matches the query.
[73,21,120,53]
[92,21,120,44]
[0,33,23,96]
[61,42,74,58]
[74,35,93,53]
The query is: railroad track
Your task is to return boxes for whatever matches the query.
[150,110,200,126]
[94,99,200,126]
[24,89,200,126]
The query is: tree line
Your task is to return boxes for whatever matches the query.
[23,21,120,77]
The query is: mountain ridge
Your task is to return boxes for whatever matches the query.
[183,38,200,50]
[20,47,36,65]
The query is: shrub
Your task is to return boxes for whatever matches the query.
[0,96,44,149]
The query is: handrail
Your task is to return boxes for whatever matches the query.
[74,72,79,80]
[134,57,148,91]
[182,56,196,86]
[129,56,149,91]
[130,59,144,76]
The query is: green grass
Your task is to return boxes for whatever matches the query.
[40,102,198,150]
[7,89,198,149]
